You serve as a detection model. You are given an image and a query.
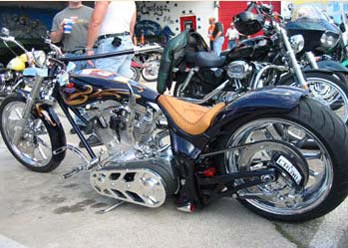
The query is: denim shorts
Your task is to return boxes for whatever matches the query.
[65,53,91,72]
[95,35,134,78]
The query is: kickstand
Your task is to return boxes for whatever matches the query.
[99,200,125,214]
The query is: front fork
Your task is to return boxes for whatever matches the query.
[305,51,319,69]
[12,75,44,146]
[178,67,199,94]
[278,25,308,91]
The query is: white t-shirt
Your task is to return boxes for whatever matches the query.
[99,1,136,36]
[226,28,239,40]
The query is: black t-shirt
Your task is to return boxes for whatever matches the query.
[212,22,224,38]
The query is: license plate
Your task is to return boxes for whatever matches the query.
[276,155,302,185]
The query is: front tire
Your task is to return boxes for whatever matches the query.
[279,71,348,125]
[0,95,66,172]
[216,97,348,222]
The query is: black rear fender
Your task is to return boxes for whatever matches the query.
[207,86,306,136]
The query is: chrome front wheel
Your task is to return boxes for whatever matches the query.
[0,95,65,172]
[283,72,348,124]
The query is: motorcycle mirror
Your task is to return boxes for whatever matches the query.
[1,27,9,36]
[288,3,293,11]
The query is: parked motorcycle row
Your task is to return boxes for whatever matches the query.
[1,2,348,223]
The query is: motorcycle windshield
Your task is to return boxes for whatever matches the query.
[292,6,329,22]
[287,6,339,33]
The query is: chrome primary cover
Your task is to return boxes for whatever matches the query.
[90,159,177,208]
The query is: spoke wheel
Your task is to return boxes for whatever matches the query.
[281,72,348,124]
[141,56,160,82]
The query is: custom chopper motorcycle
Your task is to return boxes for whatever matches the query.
[164,2,348,124]
[1,28,348,222]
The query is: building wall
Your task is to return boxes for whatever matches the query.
[137,1,281,48]
[136,1,217,44]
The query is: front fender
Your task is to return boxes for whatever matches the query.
[34,102,67,149]
[315,60,348,73]
[16,89,30,99]
[14,91,66,148]
[208,86,305,133]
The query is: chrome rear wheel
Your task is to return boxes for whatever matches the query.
[218,98,348,221]
[226,118,333,216]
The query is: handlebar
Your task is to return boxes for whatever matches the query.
[58,49,135,62]
[0,35,29,53]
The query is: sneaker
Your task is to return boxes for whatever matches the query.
[79,134,103,148]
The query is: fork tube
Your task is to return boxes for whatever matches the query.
[13,75,44,146]
[179,67,199,94]
[305,52,319,69]
[278,25,308,90]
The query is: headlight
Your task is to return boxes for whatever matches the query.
[290,34,304,53]
[27,50,46,67]
[320,31,340,48]
[33,51,47,66]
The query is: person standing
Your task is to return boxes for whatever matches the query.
[212,19,224,56]
[51,1,93,135]
[86,1,136,78]
[225,22,239,50]
[208,17,215,51]
[51,1,93,71]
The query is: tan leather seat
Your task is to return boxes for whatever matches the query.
[158,95,225,135]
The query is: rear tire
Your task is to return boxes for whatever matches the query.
[216,97,348,222]
[130,67,141,82]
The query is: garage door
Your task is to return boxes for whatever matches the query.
[219,1,281,49]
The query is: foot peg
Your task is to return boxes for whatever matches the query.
[63,165,85,179]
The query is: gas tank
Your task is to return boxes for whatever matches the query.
[226,36,272,62]
[6,53,27,71]
[61,69,159,107]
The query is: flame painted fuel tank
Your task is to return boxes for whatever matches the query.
[61,69,159,106]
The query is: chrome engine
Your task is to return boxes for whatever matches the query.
[85,100,177,208]
[0,70,14,96]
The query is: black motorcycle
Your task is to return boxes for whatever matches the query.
[285,5,348,84]
[165,3,348,124]
[1,29,348,222]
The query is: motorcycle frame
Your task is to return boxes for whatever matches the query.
[10,39,307,209]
